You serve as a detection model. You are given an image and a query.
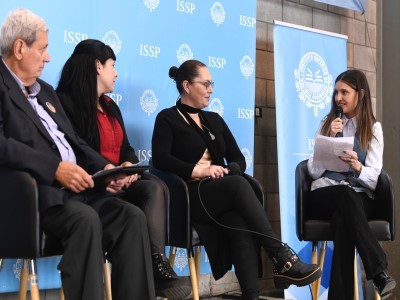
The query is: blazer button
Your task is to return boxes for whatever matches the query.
[51,145,57,149]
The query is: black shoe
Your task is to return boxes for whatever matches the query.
[270,244,321,289]
[373,272,396,298]
[155,277,192,299]
[152,253,179,283]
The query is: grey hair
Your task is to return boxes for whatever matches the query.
[0,8,48,57]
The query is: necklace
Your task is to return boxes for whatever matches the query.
[201,123,215,140]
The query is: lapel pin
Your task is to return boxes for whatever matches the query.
[46,102,56,113]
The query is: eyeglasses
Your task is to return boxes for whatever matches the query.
[190,80,215,89]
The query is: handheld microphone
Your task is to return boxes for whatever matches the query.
[334,106,343,137]
[227,162,242,176]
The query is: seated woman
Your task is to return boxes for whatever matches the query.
[56,39,190,299]
[151,59,321,300]
[307,69,396,299]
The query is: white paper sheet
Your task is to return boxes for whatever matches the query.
[313,134,354,172]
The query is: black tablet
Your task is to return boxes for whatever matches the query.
[92,165,150,190]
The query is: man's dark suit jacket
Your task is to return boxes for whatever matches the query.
[0,58,110,212]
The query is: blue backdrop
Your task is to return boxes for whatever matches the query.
[0,0,256,292]
[274,21,348,300]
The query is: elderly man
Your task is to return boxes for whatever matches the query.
[0,8,155,299]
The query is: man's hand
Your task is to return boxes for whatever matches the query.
[55,161,94,193]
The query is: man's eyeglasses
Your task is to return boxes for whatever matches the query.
[190,80,215,89]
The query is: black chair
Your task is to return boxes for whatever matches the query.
[0,167,112,300]
[295,159,395,300]
[0,167,51,300]
[149,162,265,300]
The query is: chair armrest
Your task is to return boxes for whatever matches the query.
[295,160,313,241]
[373,169,395,240]
[0,167,40,258]
[149,166,191,249]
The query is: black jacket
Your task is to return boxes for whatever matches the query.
[0,58,109,212]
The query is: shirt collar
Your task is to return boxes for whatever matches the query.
[343,115,357,130]
[1,58,41,96]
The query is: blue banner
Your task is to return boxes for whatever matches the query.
[274,21,347,300]
[0,0,256,292]
[313,0,365,13]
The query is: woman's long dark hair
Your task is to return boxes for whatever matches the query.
[321,69,375,150]
[56,39,116,148]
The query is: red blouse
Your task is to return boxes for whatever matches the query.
[97,107,123,165]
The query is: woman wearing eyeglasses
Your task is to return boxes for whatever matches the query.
[151,59,321,300]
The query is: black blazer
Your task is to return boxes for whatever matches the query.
[0,58,109,212]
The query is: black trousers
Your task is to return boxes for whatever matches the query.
[41,193,155,300]
[308,185,387,300]
[122,178,166,254]
[188,175,283,292]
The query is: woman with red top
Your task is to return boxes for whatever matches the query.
[56,39,190,299]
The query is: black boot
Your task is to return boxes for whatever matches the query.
[153,253,192,299]
[152,253,178,283]
[270,244,321,289]
[373,271,396,298]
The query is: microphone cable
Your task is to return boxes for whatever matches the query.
[197,176,293,250]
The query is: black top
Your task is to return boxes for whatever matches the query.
[151,106,246,180]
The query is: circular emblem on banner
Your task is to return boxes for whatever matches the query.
[177,44,194,64]
[140,89,158,116]
[208,98,224,116]
[143,0,160,12]
[102,30,122,55]
[240,55,255,79]
[241,148,253,170]
[294,52,333,117]
[210,2,226,26]
[174,248,189,271]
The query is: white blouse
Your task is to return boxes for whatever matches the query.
[307,116,384,197]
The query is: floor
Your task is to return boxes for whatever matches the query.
[0,290,285,300]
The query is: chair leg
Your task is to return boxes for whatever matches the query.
[354,249,359,300]
[103,259,112,300]
[315,241,327,299]
[187,248,199,300]
[374,289,381,300]
[28,259,40,300]
[194,246,201,288]
[311,242,319,299]
[169,246,177,267]
[19,260,29,300]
